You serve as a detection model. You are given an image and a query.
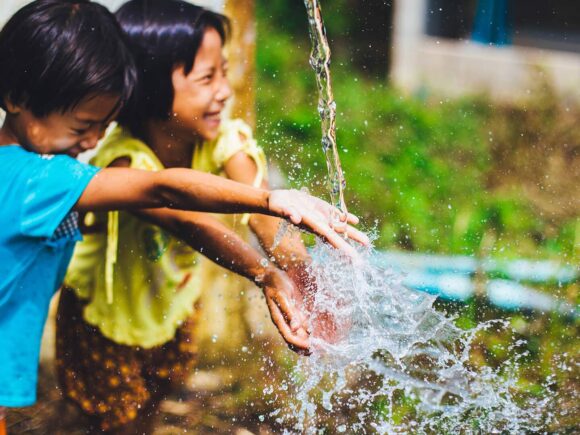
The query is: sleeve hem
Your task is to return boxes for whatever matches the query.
[20,163,100,238]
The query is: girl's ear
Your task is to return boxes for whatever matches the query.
[4,97,21,115]
[171,64,188,93]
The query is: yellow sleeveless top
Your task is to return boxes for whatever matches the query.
[64,119,267,348]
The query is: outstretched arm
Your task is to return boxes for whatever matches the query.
[76,167,269,215]
[134,207,310,351]
[75,166,366,255]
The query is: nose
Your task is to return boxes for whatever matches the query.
[216,75,232,103]
[79,136,98,151]
[79,126,105,150]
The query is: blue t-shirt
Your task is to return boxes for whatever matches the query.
[0,146,99,407]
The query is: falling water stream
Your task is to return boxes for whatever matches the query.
[303,0,348,220]
[265,1,557,433]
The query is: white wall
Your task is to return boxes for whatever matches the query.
[1,0,224,27]
[391,0,580,101]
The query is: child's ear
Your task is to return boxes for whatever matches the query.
[171,64,188,92]
[4,97,21,115]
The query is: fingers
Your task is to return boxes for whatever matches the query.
[332,210,364,236]
[335,224,370,247]
[266,298,310,351]
[271,189,369,255]
[299,214,359,257]
[327,234,359,257]
[288,329,311,356]
[270,287,305,332]
[326,209,369,247]
[346,212,359,225]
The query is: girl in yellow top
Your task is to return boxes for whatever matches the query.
[55,0,367,431]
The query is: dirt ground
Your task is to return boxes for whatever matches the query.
[6,361,281,434]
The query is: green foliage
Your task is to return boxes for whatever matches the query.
[256,9,577,259]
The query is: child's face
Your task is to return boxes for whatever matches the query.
[170,28,232,142]
[9,94,120,157]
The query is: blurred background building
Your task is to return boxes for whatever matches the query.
[391,0,580,100]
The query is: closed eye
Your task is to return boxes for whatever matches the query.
[198,73,214,83]
[71,128,89,136]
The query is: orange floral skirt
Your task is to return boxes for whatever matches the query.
[55,287,198,431]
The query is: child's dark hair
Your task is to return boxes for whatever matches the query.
[115,0,230,135]
[0,0,137,118]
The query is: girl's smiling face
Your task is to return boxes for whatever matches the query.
[169,27,232,142]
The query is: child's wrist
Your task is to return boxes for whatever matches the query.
[264,189,271,214]
[249,257,273,285]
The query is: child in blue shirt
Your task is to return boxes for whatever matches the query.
[0,0,366,427]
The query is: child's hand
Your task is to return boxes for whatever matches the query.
[258,266,311,354]
[286,265,349,345]
[268,190,369,256]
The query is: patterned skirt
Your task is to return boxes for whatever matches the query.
[55,287,198,431]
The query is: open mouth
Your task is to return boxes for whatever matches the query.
[203,111,222,125]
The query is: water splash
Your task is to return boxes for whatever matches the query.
[272,243,554,433]
[303,0,348,223]
[291,1,556,432]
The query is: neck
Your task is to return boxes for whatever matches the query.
[0,116,20,146]
[141,120,200,168]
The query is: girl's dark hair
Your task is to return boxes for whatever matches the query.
[0,0,137,117]
[115,0,230,135]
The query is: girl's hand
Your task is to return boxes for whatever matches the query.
[258,266,310,354]
[268,189,369,256]
[286,265,349,345]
